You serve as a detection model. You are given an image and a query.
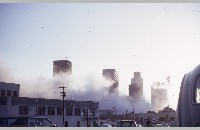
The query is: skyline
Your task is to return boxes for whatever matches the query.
[1,3,200,110]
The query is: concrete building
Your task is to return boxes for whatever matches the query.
[129,72,143,98]
[0,96,100,127]
[102,69,119,95]
[99,110,114,116]
[53,60,72,77]
[151,82,169,112]
[0,82,20,97]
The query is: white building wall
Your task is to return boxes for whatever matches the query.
[0,97,100,127]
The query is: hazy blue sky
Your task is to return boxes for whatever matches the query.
[1,3,200,108]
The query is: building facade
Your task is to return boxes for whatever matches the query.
[129,72,143,98]
[0,97,100,127]
[53,60,72,77]
[102,69,119,95]
[0,82,20,97]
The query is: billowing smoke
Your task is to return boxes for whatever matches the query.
[0,58,16,83]
[18,77,61,99]
[151,82,169,112]
[0,58,150,114]
[52,72,150,114]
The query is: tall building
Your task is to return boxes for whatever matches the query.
[102,69,119,95]
[53,60,72,77]
[129,72,143,98]
[151,82,168,112]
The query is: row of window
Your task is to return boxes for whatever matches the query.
[0,90,18,97]
[19,106,96,116]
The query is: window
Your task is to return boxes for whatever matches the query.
[196,88,200,103]
[66,108,73,115]
[90,109,95,117]
[7,90,11,96]
[82,109,87,116]
[57,107,63,115]
[48,107,55,115]
[19,106,28,115]
[36,106,46,115]
[13,91,18,97]
[74,108,81,116]
[0,99,7,105]
[1,90,5,97]
[77,121,80,127]
[194,76,200,103]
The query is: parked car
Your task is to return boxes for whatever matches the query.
[116,120,137,127]
[100,124,112,127]
[0,116,56,127]
[151,123,163,127]
[136,123,142,127]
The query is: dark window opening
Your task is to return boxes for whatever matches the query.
[82,109,87,116]
[7,90,11,96]
[74,108,81,116]
[1,90,5,97]
[57,107,63,115]
[48,107,55,115]
[36,106,46,115]
[90,109,95,117]
[19,106,28,115]
[66,108,73,115]
[13,91,18,97]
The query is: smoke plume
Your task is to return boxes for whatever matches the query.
[0,58,16,83]
[0,58,150,114]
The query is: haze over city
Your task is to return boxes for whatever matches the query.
[1,3,200,111]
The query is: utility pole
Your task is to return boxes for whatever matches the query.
[59,86,66,127]
[132,106,135,121]
[87,108,89,127]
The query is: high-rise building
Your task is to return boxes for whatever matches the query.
[151,82,168,112]
[102,69,119,95]
[129,72,143,98]
[53,60,72,77]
